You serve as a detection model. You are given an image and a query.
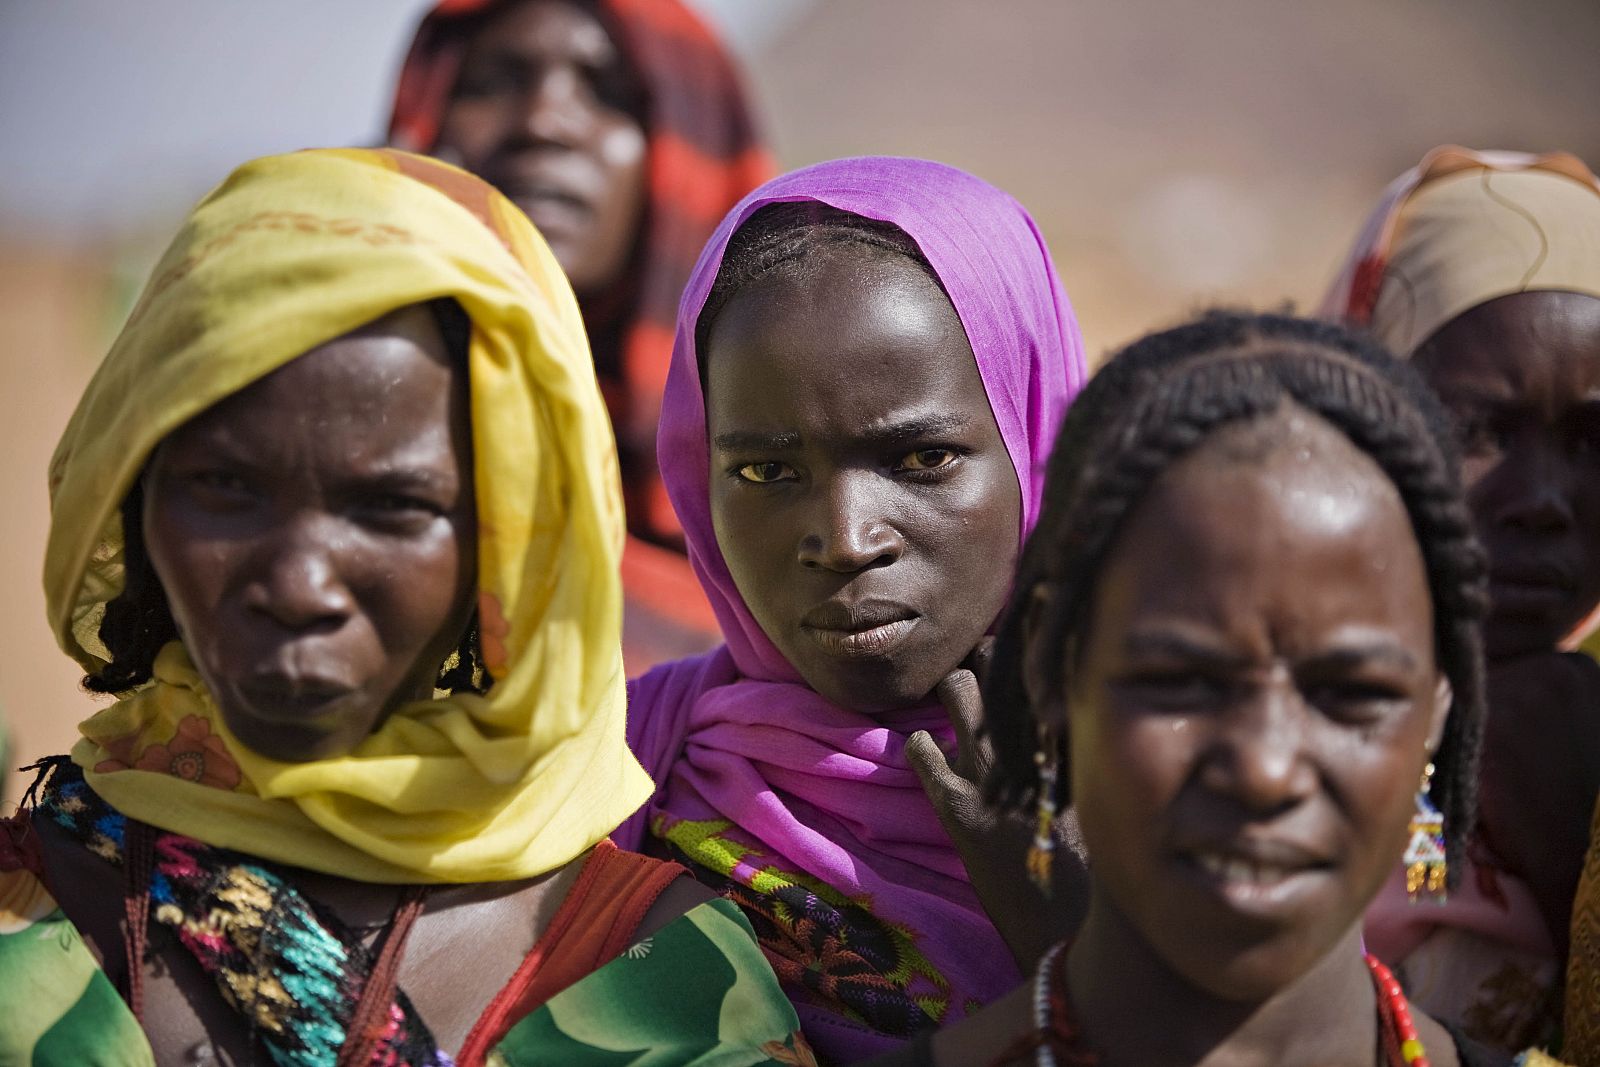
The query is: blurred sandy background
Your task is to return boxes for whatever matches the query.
[4,0,1598,805]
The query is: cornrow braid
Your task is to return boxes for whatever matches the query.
[695,200,945,387]
[83,298,488,698]
[984,310,1488,887]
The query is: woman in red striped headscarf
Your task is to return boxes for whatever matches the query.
[389,0,773,672]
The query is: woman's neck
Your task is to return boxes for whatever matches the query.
[1067,900,1377,1067]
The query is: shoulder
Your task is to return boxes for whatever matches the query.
[634,873,719,940]
[0,825,154,1064]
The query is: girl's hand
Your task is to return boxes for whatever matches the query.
[905,641,1090,971]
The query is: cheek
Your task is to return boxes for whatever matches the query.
[1070,711,1188,859]
[921,460,1021,600]
[436,102,507,163]
[708,487,779,600]
[595,121,646,175]
[143,509,230,637]
[372,528,475,649]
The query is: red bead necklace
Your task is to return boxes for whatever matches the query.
[1015,945,1430,1067]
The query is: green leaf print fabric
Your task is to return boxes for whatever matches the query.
[490,898,816,1067]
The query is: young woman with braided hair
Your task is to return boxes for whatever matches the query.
[881,311,1566,1066]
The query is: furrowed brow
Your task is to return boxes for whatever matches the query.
[712,430,803,452]
[860,413,974,445]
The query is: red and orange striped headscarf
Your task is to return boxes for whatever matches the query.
[388,0,773,548]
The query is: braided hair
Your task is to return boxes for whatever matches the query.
[695,200,945,386]
[83,299,488,697]
[984,310,1488,885]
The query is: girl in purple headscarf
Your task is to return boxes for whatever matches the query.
[616,157,1088,1063]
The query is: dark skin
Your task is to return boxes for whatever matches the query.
[34,306,710,1062]
[435,0,647,297]
[1412,290,1600,952]
[886,409,1459,1066]
[703,246,1022,714]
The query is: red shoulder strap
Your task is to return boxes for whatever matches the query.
[455,840,685,1065]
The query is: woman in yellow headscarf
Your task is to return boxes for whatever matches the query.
[1325,146,1600,1056]
[0,148,809,1066]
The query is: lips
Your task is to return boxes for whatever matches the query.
[800,599,921,660]
[235,673,357,721]
[1488,559,1578,615]
[489,160,595,229]
[1173,838,1334,919]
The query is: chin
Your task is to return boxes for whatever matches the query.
[804,663,941,716]
[1483,616,1568,660]
[1163,938,1331,1004]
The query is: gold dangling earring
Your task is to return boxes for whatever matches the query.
[1403,761,1447,904]
[1026,726,1059,898]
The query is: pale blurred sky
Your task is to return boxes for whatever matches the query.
[0,0,812,235]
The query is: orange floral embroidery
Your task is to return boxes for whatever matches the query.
[92,732,143,774]
[121,715,242,790]
[478,590,511,676]
[760,1034,819,1067]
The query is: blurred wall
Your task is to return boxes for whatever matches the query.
[2,0,1598,803]
[754,0,1600,361]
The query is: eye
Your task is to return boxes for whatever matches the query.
[190,470,249,493]
[1303,680,1410,723]
[1115,671,1229,711]
[583,62,643,116]
[735,462,797,484]
[452,60,523,100]
[896,448,958,473]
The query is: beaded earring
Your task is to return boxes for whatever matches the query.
[1403,761,1447,905]
[1027,727,1059,897]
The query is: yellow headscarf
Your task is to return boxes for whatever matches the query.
[45,148,653,883]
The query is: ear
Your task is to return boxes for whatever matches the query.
[1426,673,1453,756]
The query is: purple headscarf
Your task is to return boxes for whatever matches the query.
[619,157,1087,1062]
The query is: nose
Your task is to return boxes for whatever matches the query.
[796,472,904,573]
[1197,672,1316,815]
[519,66,590,146]
[243,517,354,632]
[1492,437,1575,535]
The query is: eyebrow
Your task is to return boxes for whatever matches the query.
[1299,644,1420,673]
[712,430,803,452]
[1122,631,1420,673]
[1122,631,1251,668]
[711,414,976,455]
[858,413,974,445]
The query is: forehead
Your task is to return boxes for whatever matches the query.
[1413,290,1600,401]
[1091,411,1432,645]
[167,311,464,455]
[703,247,990,436]
[471,0,616,63]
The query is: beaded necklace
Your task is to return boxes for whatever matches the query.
[1021,942,1429,1067]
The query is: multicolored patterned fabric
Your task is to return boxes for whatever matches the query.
[619,157,1089,1062]
[29,759,451,1067]
[2,762,811,1066]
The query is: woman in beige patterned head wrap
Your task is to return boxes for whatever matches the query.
[1326,146,1600,1056]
